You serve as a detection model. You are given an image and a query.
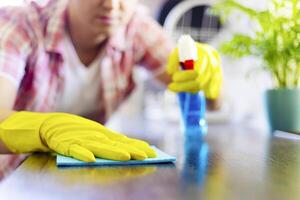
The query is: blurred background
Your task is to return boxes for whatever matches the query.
[0,0,274,132]
[130,0,272,133]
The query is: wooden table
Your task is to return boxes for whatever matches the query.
[0,118,300,200]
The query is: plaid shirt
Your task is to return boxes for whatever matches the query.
[0,0,173,181]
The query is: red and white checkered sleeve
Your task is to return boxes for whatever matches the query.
[0,11,32,87]
[133,13,175,77]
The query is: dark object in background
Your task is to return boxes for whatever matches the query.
[157,0,222,43]
[157,0,183,26]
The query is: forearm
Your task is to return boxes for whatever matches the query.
[0,109,15,153]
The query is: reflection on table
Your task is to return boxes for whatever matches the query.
[0,116,300,200]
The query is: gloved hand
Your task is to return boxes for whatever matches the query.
[167,42,223,99]
[0,111,156,162]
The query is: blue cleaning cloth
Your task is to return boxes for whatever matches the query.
[56,146,176,167]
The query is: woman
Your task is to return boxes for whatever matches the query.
[0,0,222,180]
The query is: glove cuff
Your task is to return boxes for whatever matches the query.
[0,111,50,153]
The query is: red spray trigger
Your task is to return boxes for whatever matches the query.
[180,60,195,70]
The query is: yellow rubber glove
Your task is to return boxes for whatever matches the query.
[0,111,157,162]
[167,42,223,99]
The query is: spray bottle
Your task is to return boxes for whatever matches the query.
[177,35,207,136]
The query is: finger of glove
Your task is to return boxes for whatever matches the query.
[203,62,223,99]
[53,130,109,143]
[205,74,222,99]
[91,118,156,159]
[203,73,221,99]
[197,65,212,90]
[82,142,131,161]
[47,138,95,162]
[194,46,212,89]
[201,45,222,80]
[195,43,221,78]
[81,134,148,160]
[166,48,180,75]
[114,142,147,160]
[68,144,96,162]
[122,137,157,158]
[195,43,209,73]
[202,44,221,68]
[168,81,200,93]
[98,127,127,141]
[100,127,156,158]
[95,128,148,159]
[92,134,116,146]
[195,44,221,93]
[172,70,198,82]
[196,47,213,78]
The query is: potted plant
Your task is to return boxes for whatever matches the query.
[212,0,300,133]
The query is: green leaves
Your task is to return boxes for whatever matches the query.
[220,34,256,57]
[212,0,258,22]
[213,0,300,88]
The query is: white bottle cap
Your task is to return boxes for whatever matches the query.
[177,35,198,62]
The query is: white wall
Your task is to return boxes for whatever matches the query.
[0,0,24,6]
[214,0,271,130]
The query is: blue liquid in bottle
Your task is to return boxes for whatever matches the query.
[178,91,207,136]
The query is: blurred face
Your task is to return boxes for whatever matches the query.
[69,0,138,37]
